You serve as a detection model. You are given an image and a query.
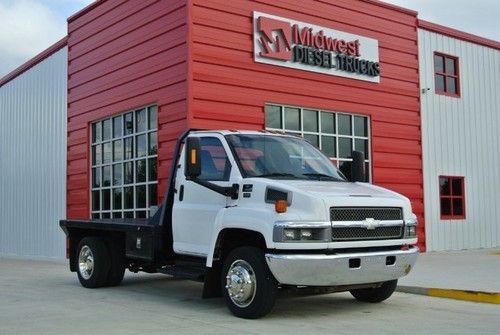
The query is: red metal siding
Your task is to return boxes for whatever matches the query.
[189,0,425,249]
[67,0,189,219]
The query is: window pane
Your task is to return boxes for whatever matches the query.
[124,113,133,135]
[92,191,100,211]
[265,105,281,129]
[102,166,111,187]
[92,167,101,188]
[453,198,463,216]
[103,142,112,164]
[435,74,445,91]
[338,114,352,135]
[136,108,147,133]
[124,187,133,209]
[303,109,318,132]
[92,213,100,219]
[136,185,146,208]
[124,137,133,160]
[113,212,122,219]
[365,162,370,182]
[93,122,102,142]
[102,212,110,219]
[355,139,369,159]
[124,162,133,184]
[113,116,122,138]
[321,112,335,134]
[447,77,457,94]
[102,189,110,210]
[284,107,300,131]
[199,137,230,181]
[136,134,147,157]
[124,211,133,218]
[148,106,157,130]
[149,158,157,181]
[113,163,122,186]
[446,58,456,75]
[303,134,319,147]
[136,159,146,183]
[354,116,368,137]
[434,55,444,73]
[321,136,336,157]
[452,178,462,196]
[93,145,102,165]
[148,132,157,155]
[149,184,158,207]
[113,140,122,161]
[440,198,451,216]
[338,137,352,158]
[440,177,450,195]
[102,119,111,141]
[113,188,122,210]
[136,211,147,218]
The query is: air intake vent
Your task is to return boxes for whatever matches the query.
[331,207,403,221]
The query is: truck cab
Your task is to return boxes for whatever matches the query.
[61,130,418,319]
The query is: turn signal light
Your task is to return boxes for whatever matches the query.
[275,200,288,213]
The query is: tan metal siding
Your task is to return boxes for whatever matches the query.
[0,48,67,257]
[419,29,500,250]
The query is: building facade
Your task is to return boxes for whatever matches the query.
[0,0,498,257]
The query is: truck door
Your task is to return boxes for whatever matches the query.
[172,136,235,256]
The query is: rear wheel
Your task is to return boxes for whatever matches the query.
[350,280,398,303]
[77,237,110,288]
[222,246,278,319]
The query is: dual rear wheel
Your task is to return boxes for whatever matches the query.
[76,237,125,288]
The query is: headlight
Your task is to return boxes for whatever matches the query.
[274,222,331,242]
[404,216,417,238]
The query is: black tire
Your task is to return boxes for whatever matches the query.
[105,238,126,287]
[350,280,398,303]
[222,246,278,319]
[76,237,110,288]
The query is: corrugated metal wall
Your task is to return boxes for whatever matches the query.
[190,0,425,249]
[0,48,67,257]
[419,29,500,250]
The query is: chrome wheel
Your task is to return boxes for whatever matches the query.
[225,259,257,308]
[78,245,94,280]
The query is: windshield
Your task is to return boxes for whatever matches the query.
[225,134,346,181]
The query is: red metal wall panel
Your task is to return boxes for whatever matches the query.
[189,0,425,249]
[67,0,189,219]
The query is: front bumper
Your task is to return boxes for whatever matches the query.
[265,246,418,286]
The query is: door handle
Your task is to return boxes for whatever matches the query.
[179,185,184,201]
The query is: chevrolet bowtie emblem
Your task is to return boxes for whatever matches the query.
[364,218,379,230]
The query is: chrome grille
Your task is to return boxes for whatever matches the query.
[330,207,403,221]
[332,226,403,241]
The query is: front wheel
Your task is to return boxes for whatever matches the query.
[222,247,278,319]
[350,280,398,303]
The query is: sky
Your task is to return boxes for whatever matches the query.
[0,0,499,78]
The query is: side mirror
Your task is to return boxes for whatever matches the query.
[185,137,201,178]
[351,150,366,182]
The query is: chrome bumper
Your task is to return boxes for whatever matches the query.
[265,247,418,286]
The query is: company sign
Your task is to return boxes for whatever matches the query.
[253,12,380,83]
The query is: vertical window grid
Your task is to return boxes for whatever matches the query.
[439,176,466,220]
[91,105,158,219]
[434,52,460,97]
[265,104,371,181]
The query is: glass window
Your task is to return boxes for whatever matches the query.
[198,137,231,181]
[434,52,460,96]
[439,176,465,220]
[91,105,158,218]
[265,104,371,181]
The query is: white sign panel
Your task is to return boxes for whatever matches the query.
[253,12,380,83]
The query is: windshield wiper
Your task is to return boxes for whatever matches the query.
[254,173,301,179]
[301,173,343,181]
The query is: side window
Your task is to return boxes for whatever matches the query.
[198,137,231,181]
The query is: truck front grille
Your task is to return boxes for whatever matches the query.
[331,226,403,241]
[330,207,403,221]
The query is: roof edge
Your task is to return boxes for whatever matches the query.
[418,19,500,51]
[362,0,418,16]
[67,0,103,23]
[0,36,68,87]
